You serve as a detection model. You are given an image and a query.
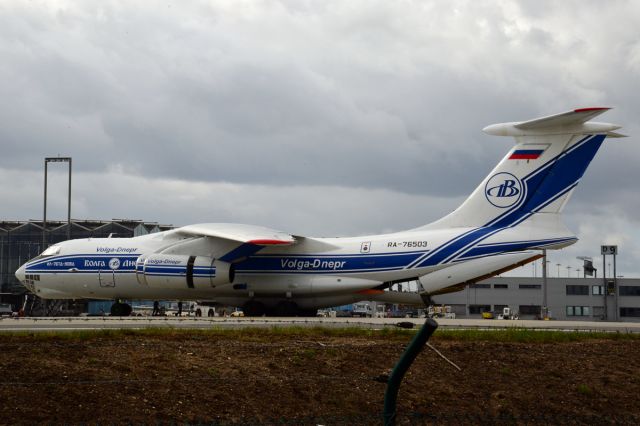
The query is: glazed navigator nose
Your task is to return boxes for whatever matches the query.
[15,264,26,283]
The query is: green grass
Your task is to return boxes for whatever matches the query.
[576,383,594,395]
[0,325,638,343]
[432,328,640,343]
[0,325,408,341]
[499,367,512,375]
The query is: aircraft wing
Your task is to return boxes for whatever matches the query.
[162,223,298,263]
[175,223,296,246]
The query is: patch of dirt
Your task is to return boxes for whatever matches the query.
[1,331,639,424]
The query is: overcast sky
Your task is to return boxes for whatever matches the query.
[1,1,639,277]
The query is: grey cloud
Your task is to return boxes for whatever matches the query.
[0,168,461,235]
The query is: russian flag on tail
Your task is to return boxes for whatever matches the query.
[509,149,544,160]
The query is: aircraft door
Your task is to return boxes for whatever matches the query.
[98,258,120,287]
[98,257,121,287]
[99,270,116,287]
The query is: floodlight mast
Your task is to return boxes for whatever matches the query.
[600,246,619,321]
[43,157,72,248]
[577,256,595,278]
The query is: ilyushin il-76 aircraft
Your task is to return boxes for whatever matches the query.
[16,108,623,316]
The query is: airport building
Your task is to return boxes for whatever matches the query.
[0,219,173,299]
[432,276,640,322]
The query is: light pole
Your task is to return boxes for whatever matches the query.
[566,266,572,277]
[43,157,72,248]
[542,250,548,319]
[557,263,561,277]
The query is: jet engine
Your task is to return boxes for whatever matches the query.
[135,254,234,289]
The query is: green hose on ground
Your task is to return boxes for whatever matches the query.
[383,318,439,426]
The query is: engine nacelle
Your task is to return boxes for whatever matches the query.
[135,254,234,290]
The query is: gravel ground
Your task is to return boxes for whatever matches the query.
[1,330,639,425]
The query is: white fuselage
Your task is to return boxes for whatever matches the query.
[17,219,574,310]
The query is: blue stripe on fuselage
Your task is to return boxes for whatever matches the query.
[23,254,223,278]
[25,255,140,272]
[235,251,427,273]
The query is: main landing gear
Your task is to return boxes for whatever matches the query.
[110,300,132,316]
[242,299,318,317]
[243,300,266,317]
[273,300,298,317]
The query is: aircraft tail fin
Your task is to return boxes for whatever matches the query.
[422,108,621,230]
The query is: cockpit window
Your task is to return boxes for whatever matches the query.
[29,245,61,262]
[41,245,61,256]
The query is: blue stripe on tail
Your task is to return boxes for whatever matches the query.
[411,134,605,268]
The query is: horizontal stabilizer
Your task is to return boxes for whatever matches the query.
[419,252,542,295]
[483,107,621,137]
[366,290,425,306]
[515,107,610,129]
[605,131,627,138]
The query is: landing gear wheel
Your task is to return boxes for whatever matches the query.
[274,300,298,317]
[207,309,215,317]
[298,308,318,317]
[110,301,132,316]
[243,300,266,317]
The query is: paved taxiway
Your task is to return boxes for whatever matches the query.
[1,316,640,332]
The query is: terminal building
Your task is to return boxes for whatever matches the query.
[0,219,173,310]
[431,276,640,322]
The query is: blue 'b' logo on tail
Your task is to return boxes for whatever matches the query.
[485,172,523,208]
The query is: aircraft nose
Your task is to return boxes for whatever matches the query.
[15,264,26,283]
